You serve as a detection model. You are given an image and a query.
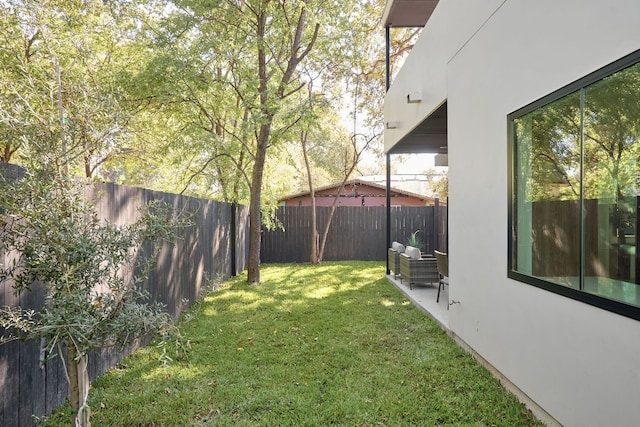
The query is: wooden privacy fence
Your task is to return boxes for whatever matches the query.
[1,161,447,425]
[260,205,448,263]
[0,163,250,426]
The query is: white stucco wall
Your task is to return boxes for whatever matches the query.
[445,0,505,61]
[383,2,447,152]
[386,1,640,426]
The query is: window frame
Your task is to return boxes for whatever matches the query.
[507,48,640,321]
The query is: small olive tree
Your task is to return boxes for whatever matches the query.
[0,170,189,426]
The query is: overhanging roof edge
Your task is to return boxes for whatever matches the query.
[384,101,448,155]
[382,0,439,28]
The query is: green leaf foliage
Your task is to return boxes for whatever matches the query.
[0,170,188,356]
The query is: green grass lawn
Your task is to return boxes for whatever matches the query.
[42,261,543,426]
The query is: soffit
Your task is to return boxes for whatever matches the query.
[382,0,439,28]
[388,102,447,154]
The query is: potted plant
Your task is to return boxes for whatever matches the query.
[406,230,424,251]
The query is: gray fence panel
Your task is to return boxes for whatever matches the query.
[0,163,250,426]
[260,205,448,263]
[0,163,447,424]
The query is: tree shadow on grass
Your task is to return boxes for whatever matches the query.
[42,261,543,427]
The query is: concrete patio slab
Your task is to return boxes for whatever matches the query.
[386,274,449,331]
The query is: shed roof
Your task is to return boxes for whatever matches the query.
[279,179,435,203]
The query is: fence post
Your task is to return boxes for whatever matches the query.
[386,153,391,274]
[231,203,237,277]
[433,198,439,252]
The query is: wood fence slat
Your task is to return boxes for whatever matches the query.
[0,164,450,425]
[260,205,448,262]
[0,163,251,426]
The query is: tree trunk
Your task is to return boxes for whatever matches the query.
[317,187,343,263]
[247,2,318,281]
[67,347,91,427]
[68,346,80,423]
[301,129,319,264]
[247,127,269,283]
[317,133,376,261]
[310,202,319,264]
[53,58,69,176]
[84,154,92,178]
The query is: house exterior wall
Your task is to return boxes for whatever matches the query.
[386,1,640,426]
[384,2,448,152]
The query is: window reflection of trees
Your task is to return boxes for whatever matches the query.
[521,63,640,205]
[514,60,640,294]
[529,92,581,201]
[584,64,640,204]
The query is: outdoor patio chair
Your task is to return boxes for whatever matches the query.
[434,250,449,306]
[388,241,405,279]
[399,246,439,290]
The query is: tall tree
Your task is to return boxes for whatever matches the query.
[295,79,374,263]
[296,0,420,263]
[150,0,338,282]
[241,0,320,282]
[0,0,147,177]
[304,128,377,263]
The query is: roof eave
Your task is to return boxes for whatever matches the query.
[382,0,440,28]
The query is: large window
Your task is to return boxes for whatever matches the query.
[509,50,640,319]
